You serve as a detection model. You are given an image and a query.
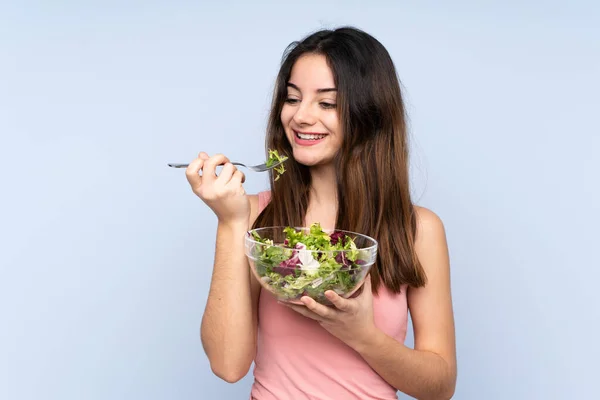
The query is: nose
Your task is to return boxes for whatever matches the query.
[292,102,317,126]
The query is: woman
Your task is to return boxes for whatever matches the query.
[186,27,457,400]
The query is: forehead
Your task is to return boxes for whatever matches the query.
[288,54,335,90]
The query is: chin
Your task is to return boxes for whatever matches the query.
[292,149,335,167]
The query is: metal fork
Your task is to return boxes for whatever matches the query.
[167,160,285,172]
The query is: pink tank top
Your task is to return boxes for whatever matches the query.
[250,191,409,400]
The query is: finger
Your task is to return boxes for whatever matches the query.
[300,296,338,319]
[324,290,355,312]
[184,156,205,188]
[362,274,373,296]
[198,152,209,160]
[217,163,236,184]
[281,302,324,322]
[202,154,230,183]
[346,274,372,302]
[227,169,246,187]
[353,274,373,300]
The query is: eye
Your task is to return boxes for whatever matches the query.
[285,98,300,105]
[320,102,336,109]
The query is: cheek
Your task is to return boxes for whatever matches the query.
[325,114,342,139]
[280,106,293,126]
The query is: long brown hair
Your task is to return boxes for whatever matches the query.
[253,27,426,293]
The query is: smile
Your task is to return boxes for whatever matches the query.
[295,131,328,140]
[293,130,328,146]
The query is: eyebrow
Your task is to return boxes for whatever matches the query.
[286,82,337,93]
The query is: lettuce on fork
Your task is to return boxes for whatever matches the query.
[250,223,370,302]
[265,149,288,181]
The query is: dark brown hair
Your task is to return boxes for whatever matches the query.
[253,27,426,293]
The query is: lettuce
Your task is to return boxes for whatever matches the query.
[265,149,288,181]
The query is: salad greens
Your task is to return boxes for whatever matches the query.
[250,223,372,302]
[265,149,288,181]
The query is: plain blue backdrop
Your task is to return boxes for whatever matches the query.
[1,1,598,399]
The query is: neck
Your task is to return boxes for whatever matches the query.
[309,163,338,209]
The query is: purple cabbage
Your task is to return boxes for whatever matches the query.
[335,252,366,275]
[272,243,305,277]
[335,252,350,270]
[273,255,299,276]
[330,231,345,245]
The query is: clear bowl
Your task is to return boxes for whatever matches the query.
[245,226,378,305]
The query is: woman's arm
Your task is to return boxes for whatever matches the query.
[281,205,457,398]
[352,207,457,399]
[187,152,262,383]
[200,198,262,383]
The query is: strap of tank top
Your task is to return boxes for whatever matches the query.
[257,191,271,213]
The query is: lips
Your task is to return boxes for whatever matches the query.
[293,130,328,146]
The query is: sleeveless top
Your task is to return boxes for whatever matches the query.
[250,191,409,400]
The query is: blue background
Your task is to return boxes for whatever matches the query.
[1,1,598,399]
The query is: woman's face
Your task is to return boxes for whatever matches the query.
[280,53,342,167]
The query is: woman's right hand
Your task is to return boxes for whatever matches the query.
[186,152,250,226]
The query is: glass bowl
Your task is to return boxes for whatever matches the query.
[245,225,378,305]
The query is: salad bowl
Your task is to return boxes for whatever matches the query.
[245,224,378,305]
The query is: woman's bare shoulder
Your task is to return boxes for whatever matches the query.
[413,205,446,241]
[411,205,450,283]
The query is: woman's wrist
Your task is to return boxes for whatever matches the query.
[347,324,386,354]
[217,218,249,232]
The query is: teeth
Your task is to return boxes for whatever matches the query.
[297,132,326,140]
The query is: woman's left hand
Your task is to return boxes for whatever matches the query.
[282,274,379,349]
